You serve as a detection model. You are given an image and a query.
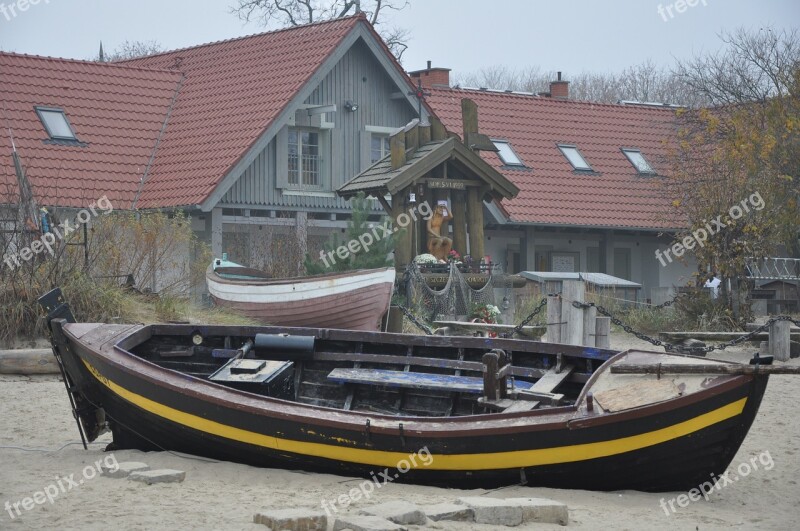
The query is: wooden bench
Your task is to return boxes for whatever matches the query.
[433,320,545,339]
[327,368,536,395]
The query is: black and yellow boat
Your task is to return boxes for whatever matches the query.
[40,288,773,491]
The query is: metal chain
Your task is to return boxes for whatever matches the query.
[502,297,548,338]
[650,292,688,310]
[573,300,800,354]
[394,302,435,335]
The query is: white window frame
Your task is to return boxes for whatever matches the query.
[557,144,593,171]
[287,127,327,190]
[492,139,524,166]
[35,106,77,141]
[621,148,656,175]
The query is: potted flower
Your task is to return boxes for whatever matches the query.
[470,302,501,324]
[414,253,442,272]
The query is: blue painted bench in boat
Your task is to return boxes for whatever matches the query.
[327,368,536,395]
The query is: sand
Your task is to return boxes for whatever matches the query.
[1,333,798,530]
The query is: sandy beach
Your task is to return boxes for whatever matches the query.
[1,332,798,530]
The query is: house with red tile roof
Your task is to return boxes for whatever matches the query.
[408,65,697,300]
[1,14,429,274]
[2,14,699,299]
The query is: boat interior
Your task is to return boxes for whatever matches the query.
[122,325,618,417]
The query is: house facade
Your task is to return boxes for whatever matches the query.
[408,65,699,301]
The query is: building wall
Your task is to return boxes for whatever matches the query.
[219,39,416,212]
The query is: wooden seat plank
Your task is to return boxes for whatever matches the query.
[530,365,575,394]
[328,368,534,395]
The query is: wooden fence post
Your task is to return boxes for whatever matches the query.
[547,294,562,343]
[562,280,585,346]
[595,317,611,349]
[769,320,790,362]
[583,305,597,347]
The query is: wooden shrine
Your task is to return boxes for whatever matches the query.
[337,99,519,267]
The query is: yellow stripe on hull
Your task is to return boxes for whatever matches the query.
[82,359,747,471]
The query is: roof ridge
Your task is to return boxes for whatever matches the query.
[435,86,680,112]
[118,14,365,64]
[0,50,182,76]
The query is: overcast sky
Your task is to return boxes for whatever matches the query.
[1,0,798,79]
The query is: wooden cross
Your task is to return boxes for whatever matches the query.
[408,79,430,123]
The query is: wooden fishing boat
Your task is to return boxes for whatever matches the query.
[40,288,776,491]
[206,257,395,331]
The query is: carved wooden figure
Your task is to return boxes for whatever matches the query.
[427,203,453,260]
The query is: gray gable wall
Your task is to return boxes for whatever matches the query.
[220,38,417,211]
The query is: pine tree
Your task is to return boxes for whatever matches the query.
[304,192,395,274]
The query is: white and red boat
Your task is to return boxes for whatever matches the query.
[206,258,395,331]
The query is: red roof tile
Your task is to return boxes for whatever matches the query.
[0,53,182,209]
[121,16,363,208]
[426,87,681,230]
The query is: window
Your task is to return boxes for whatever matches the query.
[288,128,320,186]
[558,144,592,171]
[492,140,524,166]
[35,107,77,140]
[371,134,390,163]
[622,148,656,175]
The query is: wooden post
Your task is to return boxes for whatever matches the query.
[295,211,307,275]
[582,304,597,347]
[561,280,585,346]
[466,187,485,259]
[390,131,406,170]
[430,116,447,141]
[595,317,611,349]
[419,123,432,145]
[547,295,562,343]
[405,124,419,155]
[482,351,499,400]
[451,189,468,257]
[461,98,479,141]
[391,191,412,267]
[769,320,791,362]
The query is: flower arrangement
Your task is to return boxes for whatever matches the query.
[448,249,461,262]
[413,253,438,265]
[470,302,501,324]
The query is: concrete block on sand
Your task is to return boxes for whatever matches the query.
[360,500,426,525]
[457,497,522,526]
[507,497,569,526]
[333,514,407,531]
[128,469,186,485]
[102,461,149,478]
[253,508,327,530]
[420,502,474,522]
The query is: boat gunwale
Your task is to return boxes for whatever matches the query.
[207,264,395,288]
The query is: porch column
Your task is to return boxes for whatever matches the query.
[210,207,223,258]
[467,187,485,259]
[392,191,413,267]
[451,190,468,257]
[295,211,308,274]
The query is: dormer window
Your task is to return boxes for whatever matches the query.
[622,148,656,175]
[492,140,524,166]
[557,144,593,171]
[35,107,77,141]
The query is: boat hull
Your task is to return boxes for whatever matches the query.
[207,267,395,331]
[57,323,769,491]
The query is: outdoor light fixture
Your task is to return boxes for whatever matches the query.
[344,100,359,112]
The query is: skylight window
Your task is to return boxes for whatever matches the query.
[558,144,592,171]
[622,148,656,175]
[35,107,76,140]
[493,140,524,166]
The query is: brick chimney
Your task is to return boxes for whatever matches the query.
[408,60,451,88]
[550,71,569,99]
